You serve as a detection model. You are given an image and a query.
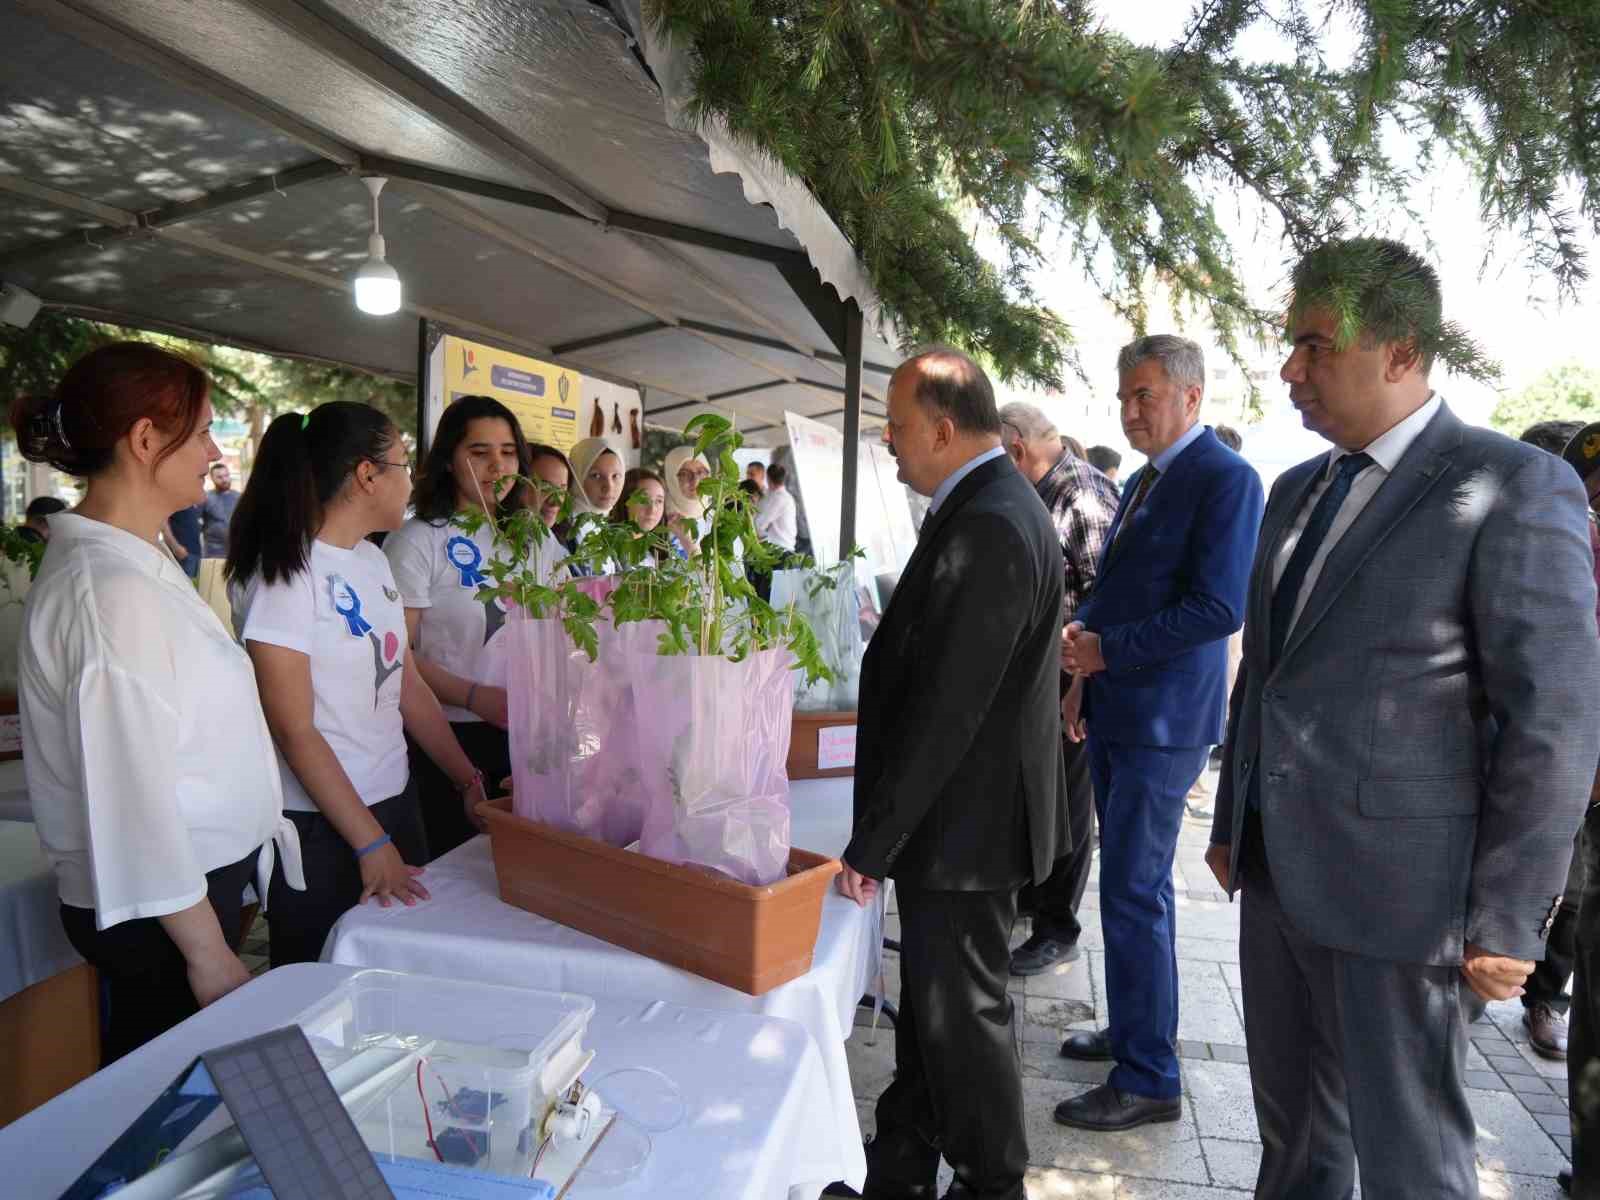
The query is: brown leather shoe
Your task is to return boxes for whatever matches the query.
[1526,1002,1569,1061]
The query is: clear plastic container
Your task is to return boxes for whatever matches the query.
[295,969,595,1181]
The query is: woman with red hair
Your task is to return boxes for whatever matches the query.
[12,341,299,1062]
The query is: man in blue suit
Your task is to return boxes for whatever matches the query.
[1054,334,1264,1131]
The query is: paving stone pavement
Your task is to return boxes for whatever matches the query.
[847,786,1575,1198]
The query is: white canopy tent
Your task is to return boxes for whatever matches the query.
[1,0,908,550]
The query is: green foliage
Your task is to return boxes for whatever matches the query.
[0,312,414,437]
[648,0,1600,391]
[0,527,45,580]
[640,424,694,474]
[0,311,264,418]
[461,414,831,685]
[242,355,417,441]
[1490,363,1600,437]
[1286,237,1497,381]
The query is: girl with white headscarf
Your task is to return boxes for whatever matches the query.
[566,436,628,575]
[663,445,711,557]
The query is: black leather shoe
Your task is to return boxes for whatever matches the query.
[941,1180,1023,1200]
[1010,931,1081,976]
[1059,1028,1113,1061]
[1053,1083,1182,1131]
[1559,1170,1572,1195]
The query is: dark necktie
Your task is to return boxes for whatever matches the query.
[1268,452,1374,664]
[1107,465,1159,559]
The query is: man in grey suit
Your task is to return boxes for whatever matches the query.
[1208,237,1600,1198]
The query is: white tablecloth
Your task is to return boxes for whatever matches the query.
[0,963,843,1200]
[326,777,874,1190]
[0,760,31,822]
[0,819,80,1003]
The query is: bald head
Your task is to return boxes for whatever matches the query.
[891,347,1001,436]
[883,347,1004,497]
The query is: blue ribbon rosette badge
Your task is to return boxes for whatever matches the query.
[445,535,487,589]
[328,574,373,637]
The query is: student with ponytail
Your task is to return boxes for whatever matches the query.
[226,402,489,965]
[384,396,549,858]
[14,342,299,1062]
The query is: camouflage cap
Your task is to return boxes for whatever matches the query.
[1562,423,1600,483]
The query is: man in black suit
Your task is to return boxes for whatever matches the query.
[838,348,1067,1200]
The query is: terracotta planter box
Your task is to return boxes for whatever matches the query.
[786,710,858,780]
[479,798,842,996]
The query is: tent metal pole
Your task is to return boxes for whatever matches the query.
[416,317,431,456]
[840,300,864,558]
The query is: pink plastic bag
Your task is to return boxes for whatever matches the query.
[504,612,658,846]
[628,647,797,885]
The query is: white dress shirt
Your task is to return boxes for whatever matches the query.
[1271,394,1442,634]
[755,485,798,551]
[19,515,300,929]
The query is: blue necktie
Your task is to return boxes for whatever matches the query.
[1268,452,1374,665]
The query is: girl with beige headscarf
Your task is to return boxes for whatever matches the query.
[566,435,628,575]
[662,445,711,556]
[568,436,628,516]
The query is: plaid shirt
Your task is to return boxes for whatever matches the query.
[1034,450,1122,622]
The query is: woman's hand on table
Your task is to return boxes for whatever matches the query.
[359,843,430,907]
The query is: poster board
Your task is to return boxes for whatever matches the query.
[425,332,641,465]
[783,411,916,576]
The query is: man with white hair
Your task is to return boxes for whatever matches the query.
[1056,334,1263,1132]
[1000,400,1121,975]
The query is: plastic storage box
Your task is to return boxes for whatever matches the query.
[296,970,595,1180]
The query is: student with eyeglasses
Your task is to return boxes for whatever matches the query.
[226,402,488,965]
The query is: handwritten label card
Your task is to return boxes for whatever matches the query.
[817,724,857,771]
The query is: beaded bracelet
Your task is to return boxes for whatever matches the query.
[355,833,392,859]
[456,768,485,795]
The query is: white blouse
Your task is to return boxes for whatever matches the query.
[18,514,301,930]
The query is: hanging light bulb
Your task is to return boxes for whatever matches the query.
[353,176,402,316]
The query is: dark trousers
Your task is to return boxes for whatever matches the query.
[267,783,427,967]
[1088,736,1207,1100]
[60,848,259,1066]
[1019,733,1094,943]
[1570,822,1600,1197]
[1238,816,1480,1200]
[867,887,1027,1200]
[407,722,509,862]
[1527,828,1585,1015]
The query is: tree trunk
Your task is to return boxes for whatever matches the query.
[247,403,265,469]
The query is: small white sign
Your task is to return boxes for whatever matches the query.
[817,724,856,771]
[0,713,20,756]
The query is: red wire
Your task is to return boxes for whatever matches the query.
[417,1060,442,1162]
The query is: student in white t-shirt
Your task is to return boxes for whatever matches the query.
[226,402,489,966]
[12,342,301,1062]
[385,396,550,859]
